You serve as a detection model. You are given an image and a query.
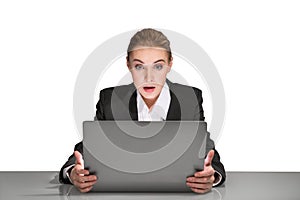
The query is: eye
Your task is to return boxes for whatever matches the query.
[154,64,163,70]
[134,64,144,70]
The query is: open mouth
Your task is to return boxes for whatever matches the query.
[143,86,156,93]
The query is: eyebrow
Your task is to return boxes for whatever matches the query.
[132,59,144,63]
[132,59,166,64]
[154,59,166,63]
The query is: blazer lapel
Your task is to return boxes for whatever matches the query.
[129,90,138,120]
[166,89,181,120]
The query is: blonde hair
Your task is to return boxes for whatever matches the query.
[127,28,172,62]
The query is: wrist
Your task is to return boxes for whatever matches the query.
[213,171,222,186]
[65,165,75,184]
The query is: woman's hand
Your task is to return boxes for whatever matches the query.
[70,151,98,193]
[186,150,215,194]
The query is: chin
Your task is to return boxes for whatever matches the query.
[140,92,159,100]
[139,89,160,100]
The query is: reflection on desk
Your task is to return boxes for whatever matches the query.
[59,183,224,200]
[1,172,300,200]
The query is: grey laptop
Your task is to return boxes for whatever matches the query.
[83,121,208,192]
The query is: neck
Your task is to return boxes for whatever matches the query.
[142,96,159,111]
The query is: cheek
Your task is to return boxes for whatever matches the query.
[154,72,168,84]
[131,71,141,81]
[155,85,163,95]
[130,71,143,88]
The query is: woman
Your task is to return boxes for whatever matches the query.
[59,28,226,194]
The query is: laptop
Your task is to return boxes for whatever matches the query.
[83,121,208,192]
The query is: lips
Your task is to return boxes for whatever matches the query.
[143,86,155,93]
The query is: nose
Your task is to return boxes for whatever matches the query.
[145,66,154,82]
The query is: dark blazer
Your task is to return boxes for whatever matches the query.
[59,80,226,186]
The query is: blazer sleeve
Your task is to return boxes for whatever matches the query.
[193,87,226,186]
[95,89,106,120]
[59,142,83,184]
[59,90,106,184]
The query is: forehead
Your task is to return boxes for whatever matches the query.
[129,48,169,62]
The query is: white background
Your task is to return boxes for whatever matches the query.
[0,0,299,171]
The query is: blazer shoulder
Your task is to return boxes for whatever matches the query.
[96,83,136,120]
[169,82,203,95]
[99,83,135,97]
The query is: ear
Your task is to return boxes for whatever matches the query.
[126,56,130,70]
[167,57,173,72]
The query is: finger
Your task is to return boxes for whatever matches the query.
[186,182,212,190]
[187,175,215,184]
[76,175,97,183]
[74,151,84,167]
[78,186,93,193]
[205,150,214,167]
[75,168,90,176]
[73,176,97,192]
[190,187,211,194]
[194,167,215,177]
[75,179,97,190]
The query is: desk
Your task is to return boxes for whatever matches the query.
[1,172,299,200]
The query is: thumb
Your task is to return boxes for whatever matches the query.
[205,150,214,167]
[74,151,84,168]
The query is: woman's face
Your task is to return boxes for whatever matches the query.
[127,47,172,101]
